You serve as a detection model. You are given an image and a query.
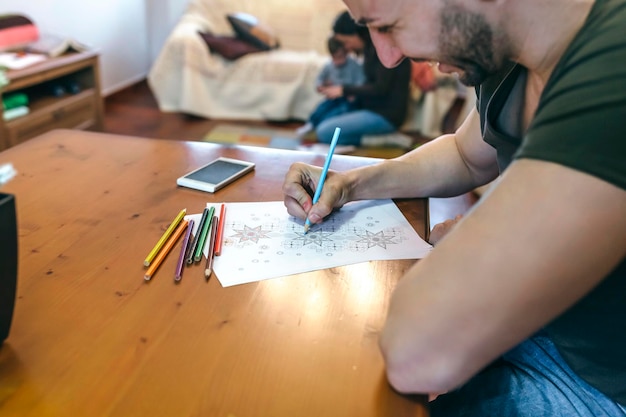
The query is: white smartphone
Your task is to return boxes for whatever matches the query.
[176,157,255,193]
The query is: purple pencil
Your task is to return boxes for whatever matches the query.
[174,219,194,282]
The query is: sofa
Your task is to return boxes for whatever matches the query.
[148,0,346,121]
[148,0,473,138]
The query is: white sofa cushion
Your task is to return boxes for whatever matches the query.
[148,0,347,121]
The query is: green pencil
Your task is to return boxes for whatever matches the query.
[193,206,215,262]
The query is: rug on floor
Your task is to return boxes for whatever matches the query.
[202,123,361,154]
[202,123,419,158]
[203,123,303,150]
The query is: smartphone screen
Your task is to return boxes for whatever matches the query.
[177,157,255,193]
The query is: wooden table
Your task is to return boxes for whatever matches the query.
[0,130,430,416]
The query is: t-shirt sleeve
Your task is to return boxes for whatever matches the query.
[516,4,626,190]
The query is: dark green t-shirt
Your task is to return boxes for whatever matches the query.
[476,0,626,404]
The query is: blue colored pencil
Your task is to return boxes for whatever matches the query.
[304,127,341,234]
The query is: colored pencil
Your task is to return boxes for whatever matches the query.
[193,205,215,262]
[144,208,186,266]
[304,127,341,234]
[186,207,208,265]
[214,204,226,256]
[144,219,188,281]
[204,215,218,279]
[174,218,194,282]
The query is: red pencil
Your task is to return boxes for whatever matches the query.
[214,204,226,256]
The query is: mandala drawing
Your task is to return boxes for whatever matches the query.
[224,207,409,257]
[190,200,432,286]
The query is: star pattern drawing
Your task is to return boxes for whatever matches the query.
[225,203,411,255]
[291,231,334,247]
[207,200,432,287]
[231,225,271,243]
[355,230,398,249]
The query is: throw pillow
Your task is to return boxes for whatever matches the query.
[226,13,279,51]
[198,31,263,60]
[410,61,437,93]
[0,14,39,52]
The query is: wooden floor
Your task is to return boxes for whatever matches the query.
[102,80,294,142]
[102,80,430,159]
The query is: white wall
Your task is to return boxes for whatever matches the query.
[146,0,188,66]
[2,0,187,96]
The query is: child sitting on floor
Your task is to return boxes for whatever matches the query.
[296,36,365,137]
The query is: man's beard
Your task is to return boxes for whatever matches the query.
[449,60,491,86]
[438,4,504,86]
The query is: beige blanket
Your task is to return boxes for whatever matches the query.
[148,0,344,121]
[148,0,472,134]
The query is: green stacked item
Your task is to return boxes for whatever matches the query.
[2,92,28,110]
[2,92,29,121]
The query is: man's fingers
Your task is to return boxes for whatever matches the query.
[282,163,348,226]
[284,195,309,220]
[429,215,464,246]
[282,162,319,220]
[306,177,342,224]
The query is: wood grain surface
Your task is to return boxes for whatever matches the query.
[0,130,430,417]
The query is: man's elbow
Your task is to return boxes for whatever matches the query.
[379,331,465,394]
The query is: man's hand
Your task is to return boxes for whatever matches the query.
[429,214,464,245]
[282,162,350,226]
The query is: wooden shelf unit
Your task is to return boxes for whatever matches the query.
[0,51,104,151]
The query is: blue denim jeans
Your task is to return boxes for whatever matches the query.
[309,98,356,127]
[315,110,396,146]
[430,333,626,416]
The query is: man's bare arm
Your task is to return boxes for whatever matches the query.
[379,159,626,394]
[346,109,500,201]
[284,108,497,222]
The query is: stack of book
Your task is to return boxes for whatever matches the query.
[2,92,29,121]
[25,34,90,58]
[0,52,46,70]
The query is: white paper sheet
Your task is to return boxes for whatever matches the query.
[185,200,432,287]
[0,52,46,70]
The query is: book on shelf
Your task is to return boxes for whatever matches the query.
[2,105,29,121]
[25,34,90,58]
[0,52,46,70]
[2,92,29,110]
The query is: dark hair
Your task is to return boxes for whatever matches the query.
[332,11,370,41]
[327,36,346,55]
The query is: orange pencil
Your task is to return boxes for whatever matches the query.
[214,204,226,256]
[144,220,189,281]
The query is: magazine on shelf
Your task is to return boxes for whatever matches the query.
[2,106,29,121]
[0,52,46,70]
[25,34,90,58]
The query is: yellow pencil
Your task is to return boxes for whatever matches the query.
[144,220,189,281]
[144,208,186,266]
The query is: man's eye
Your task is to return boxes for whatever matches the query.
[375,25,393,34]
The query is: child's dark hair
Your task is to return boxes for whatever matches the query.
[327,36,346,55]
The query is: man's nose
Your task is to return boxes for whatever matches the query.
[370,32,405,68]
